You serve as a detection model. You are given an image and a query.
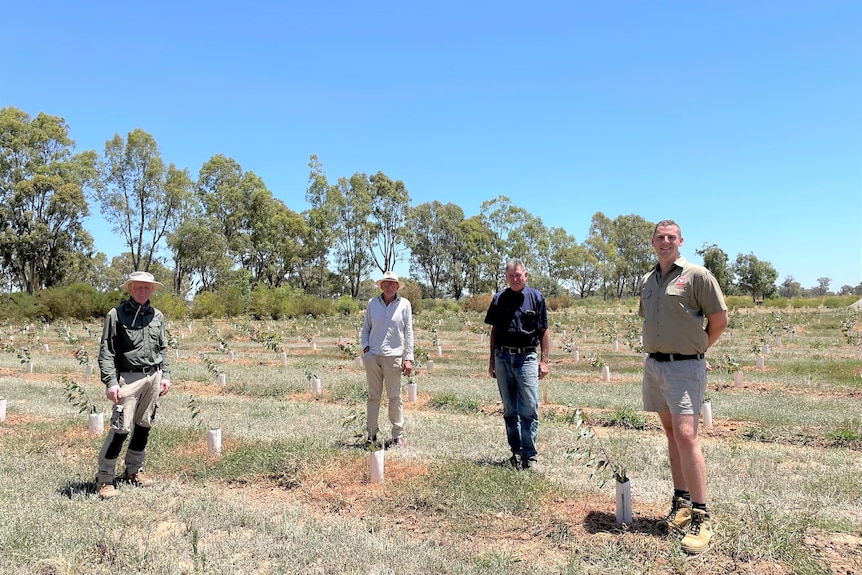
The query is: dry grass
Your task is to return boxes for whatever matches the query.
[0,304,860,574]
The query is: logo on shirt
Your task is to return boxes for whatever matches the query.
[676,277,687,287]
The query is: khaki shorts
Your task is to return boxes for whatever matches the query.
[642,357,706,415]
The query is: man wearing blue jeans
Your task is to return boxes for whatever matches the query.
[485,259,550,472]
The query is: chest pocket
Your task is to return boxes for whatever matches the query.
[520,308,538,332]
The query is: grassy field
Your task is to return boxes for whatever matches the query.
[1,303,860,575]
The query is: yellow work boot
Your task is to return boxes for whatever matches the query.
[122,469,155,487]
[680,508,713,554]
[96,481,118,499]
[657,496,692,531]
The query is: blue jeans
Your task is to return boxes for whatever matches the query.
[494,349,539,460]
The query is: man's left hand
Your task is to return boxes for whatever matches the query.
[159,379,171,396]
[538,361,549,380]
[402,360,413,376]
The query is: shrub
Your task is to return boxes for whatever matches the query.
[220,286,250,317]
[762,297,791,309]
[399,282,424,314]
[152,292,188,320]
[824,296,857,309]
[248,286,294,319]
[0,291,50,322]
[191,291,226,318]
[725,295,756,310]
[295,295,334,317]
[40,283,117,320]
[546,294,572,311]
[334,295,359,316]
[462,294,492,313]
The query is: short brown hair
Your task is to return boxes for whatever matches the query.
[653,220,681,237]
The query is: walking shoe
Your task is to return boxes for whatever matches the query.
[96,481,118,499]
[522,457,544,474]
[680,509,713,554]
[394,436,408,448]
[122,469,155,487]
[508,454,521,469]
[657,496,692,531]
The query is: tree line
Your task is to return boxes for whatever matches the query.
[2,106,860,302]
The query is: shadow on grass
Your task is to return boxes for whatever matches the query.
[58,480,97,498]
[584,510,668,537]
[474,456,527,470]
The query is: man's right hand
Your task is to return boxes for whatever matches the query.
[105,385,121,404]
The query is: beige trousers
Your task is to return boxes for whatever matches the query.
[96,370,161,482]
[364,354,404,440]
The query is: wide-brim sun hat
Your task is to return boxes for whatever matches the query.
[375,271,404,290]
[120,271,164,291]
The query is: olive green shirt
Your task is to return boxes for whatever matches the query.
[98,299,170,387]
[639,256,727,355]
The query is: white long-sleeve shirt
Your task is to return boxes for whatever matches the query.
[361,294,414,360]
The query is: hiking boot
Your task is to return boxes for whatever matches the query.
[508,454,521,469]
[658,496,692,531]
[122,469,155,487]
[96,480,118,499]
[680,509,713,554]
[522,457,544,474]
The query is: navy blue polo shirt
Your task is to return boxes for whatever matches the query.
[484,286,548,348]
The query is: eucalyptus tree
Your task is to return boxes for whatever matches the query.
[585,212,617,299]
[367,171,410,274]
[546,227,582,297]
[94,128,192,273]
[456,215,497,297]
[304,155,337,296]
[518,216,553,290]
[696,243,733,294]
[246,195,308,287]
[611,214,654,297]
[570,247,601,298]
[196,155,243,250]
[406,200,464,298]
[778,276,803,299]
[479,195,531,288]
[195,154,268,269]
[733,252,778,302]
[194,154,304,286]
[813,277,831,296]
[0,107,98,293]
[583,212,653,298]
[331,173,373,297]
[167,219,231,294]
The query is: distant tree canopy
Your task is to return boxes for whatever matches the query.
[2,106,860,300]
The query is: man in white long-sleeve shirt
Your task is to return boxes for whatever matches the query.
[361,271,414,448]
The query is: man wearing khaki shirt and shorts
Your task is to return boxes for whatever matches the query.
[639,220,727,554]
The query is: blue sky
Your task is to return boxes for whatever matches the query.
[2,1,860,290]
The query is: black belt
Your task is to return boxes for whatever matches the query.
[648,352,704,362]
[497,346,537,354]
[125,365,161,374]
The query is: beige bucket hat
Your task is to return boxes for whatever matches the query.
[375,271,404,290]
[120,271,164,291]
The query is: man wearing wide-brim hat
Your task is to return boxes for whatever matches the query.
[361,271,414,448]
[94,271,171,499]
